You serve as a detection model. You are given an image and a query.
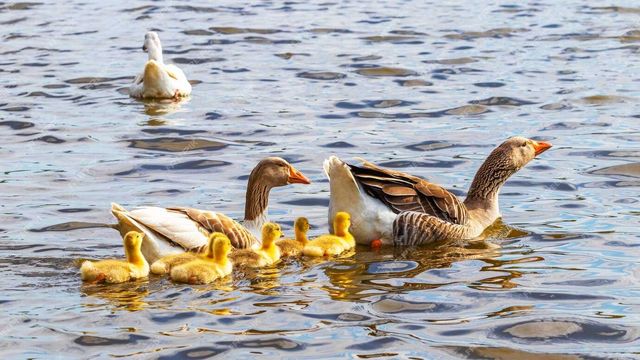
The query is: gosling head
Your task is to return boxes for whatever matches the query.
[333,212,352,236]
[123,231,144,251]
[294,217,310,234]
[250,157,311,189]
[210,233,232,259]
[261,222,283,246]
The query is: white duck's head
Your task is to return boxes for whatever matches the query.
[142,31,163,62]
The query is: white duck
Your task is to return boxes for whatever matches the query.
[129,31,192,99]
[323,137,552,247]
[111,157,310,263]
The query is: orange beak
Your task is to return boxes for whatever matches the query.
[288,165,311,184]
[532,140,552,156]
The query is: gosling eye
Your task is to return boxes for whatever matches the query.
[520,141,527,147]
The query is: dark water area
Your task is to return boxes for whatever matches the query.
[1,1,639,358]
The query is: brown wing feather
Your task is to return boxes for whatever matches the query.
[168,207,258,249]
[349,159,468,225]
[414,181,468,224]
[355,157,424,183]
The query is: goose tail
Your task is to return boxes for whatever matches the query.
[111,203,141,238]
[323,156,364,232]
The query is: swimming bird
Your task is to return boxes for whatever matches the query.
[323,137,552,246]
[80,231,149,284]
[302,212,354,257]
[111,157,310,263]
[276,217,310,257]
[229,222,282,268]
[170,233,233,284]
[129,31,192,99]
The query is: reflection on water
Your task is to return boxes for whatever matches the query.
[81,281,149,312]
[142,98,188,117]
[2,0,640,358]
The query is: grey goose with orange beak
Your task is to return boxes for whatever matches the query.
[323,136,552,246]
[112,157,310,263]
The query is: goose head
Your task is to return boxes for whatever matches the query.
[244,157,311,223]
[466,136,552,205]
[493,136,552,172]
[142,31,163,62]
[250,157,311,188]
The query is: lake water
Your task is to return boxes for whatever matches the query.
[1,1,640,358]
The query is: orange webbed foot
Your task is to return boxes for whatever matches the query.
[91,273,107,284]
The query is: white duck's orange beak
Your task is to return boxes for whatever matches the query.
[288,166,311,184]
[532,140,552,156]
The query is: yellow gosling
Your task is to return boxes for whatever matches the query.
[276,217,309,257]
[303,212,354,257]
[333,212,355,250]
[170,233,233,284]
[229,222,282,268]
[80,231,149,284]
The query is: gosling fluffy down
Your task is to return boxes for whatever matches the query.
[170,233,233,284]
[229,222,282,268]
[276,217,310,257]
[150,253,199,275]
[80,231,149,284]
[303,212,354,257]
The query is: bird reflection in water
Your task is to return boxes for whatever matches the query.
[142,96,189,116]
[321,219,542,301]
[80,280,149,312]
[238,266,282,296]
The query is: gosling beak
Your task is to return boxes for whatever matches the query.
[288,166,311,184]
[142,45,147,52]
[532,140,552,156]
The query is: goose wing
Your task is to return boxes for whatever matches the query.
[113,204,209,251]
[349,159,468,225]
[168,207,258,249]
[164,64,188,81]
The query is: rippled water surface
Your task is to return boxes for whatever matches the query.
[2,1,640,358]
